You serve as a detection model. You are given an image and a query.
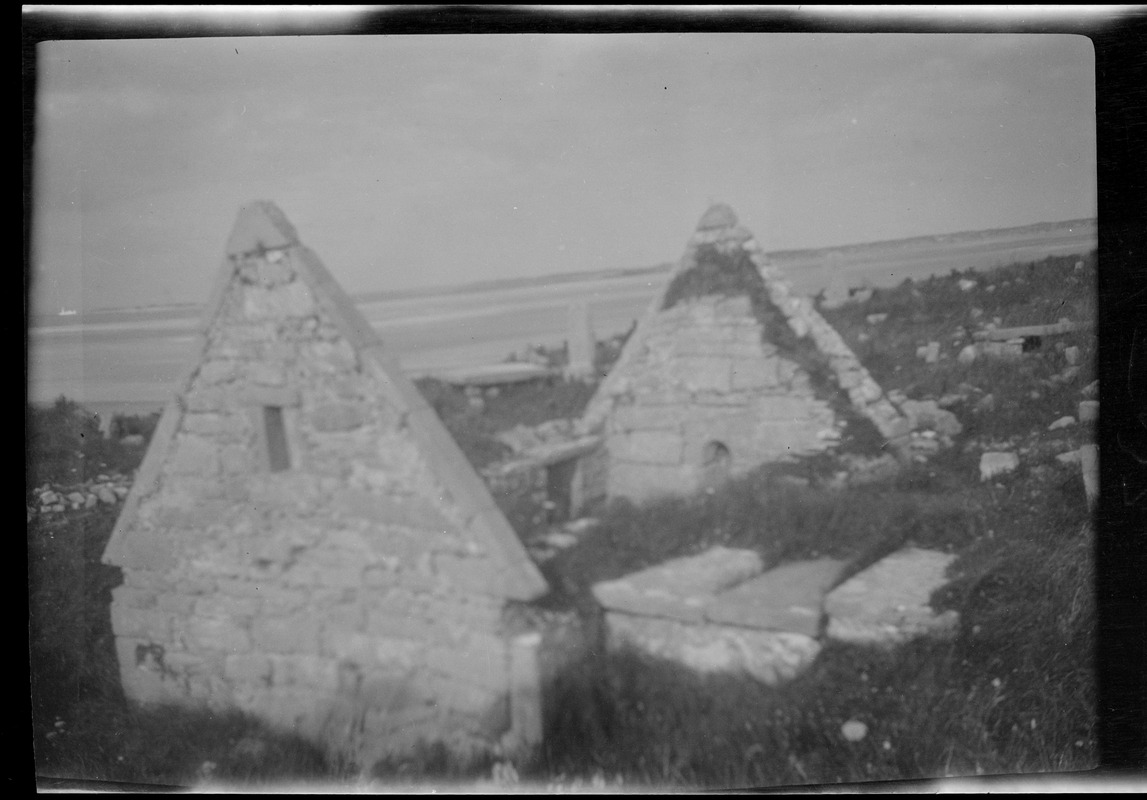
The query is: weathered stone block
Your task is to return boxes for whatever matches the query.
[311,402,367,432]
[705,558,848,636]
[824,547,959,647]
[730,357,779,390]
[606,612,821,687]
[251,614,320,654]
[672,357,732,393]
[607,461,693,503]
[592,547,765,623]
[224,653,272,684]
[197,360,237,386]
[155,593,197,614]
[183,387,226,413]
[609,430,684,465]
[243,281,316,320]
[111,604,173,641]
[195,594,260,619]
[188,615,252,653]
[268,654,340,691]
[168,434,220,476]
[111,585,157,609]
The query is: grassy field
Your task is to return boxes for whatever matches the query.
[27,251,1101,790]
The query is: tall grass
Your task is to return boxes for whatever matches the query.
[27,252,1100,788]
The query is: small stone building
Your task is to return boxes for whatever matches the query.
[576,204,910,507]
[101,202,555,768]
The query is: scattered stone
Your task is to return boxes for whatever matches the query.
[970,307,983,319]
[974,394,996,414]
[957,344,978,365]
[66,492,85,506]
[936,394,965,409]
[866,313,888,325]
[540,531,579,550]
[980,451,1019,481]
[958,279,977,292]
[981,340,1023,359]
[1078,400,1099,424]
[563,517,598,535]
[924,341,940,364]
[986,285,996,293]
[1048,416,1076,431]
[1056,450,1082,465]
[900,399,962,438]
[842,720,869,742]
[825,547,960,647]
[1064,346,1080,366]
[1081,381,1099,399]
[84,493,99,509]
[121,434,146,447]
[97,487,118,504]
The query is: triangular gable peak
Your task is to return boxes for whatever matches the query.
[578,204,909,504]
[103,200,547,602]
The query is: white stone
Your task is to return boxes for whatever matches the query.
[958,279,977,292]
[980,451,1019,481]
[824,548,959,647]
[1064,346,1080,366]
[592,546,765,622]
[957,344,978,365]
[1048,416,1076,431]
[606,612,821,687]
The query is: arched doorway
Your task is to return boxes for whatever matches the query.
[699,440,732,490]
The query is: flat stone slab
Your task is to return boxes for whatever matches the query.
[437,363,558,387]
[606,611,821,687]
[705,557,849,637]
[592,547,765,623]
[824,547,959,647]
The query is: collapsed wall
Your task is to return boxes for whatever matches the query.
[577,204,910,507]
[101,202,557,769]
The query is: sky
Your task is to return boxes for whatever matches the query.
[28,25,1097,315]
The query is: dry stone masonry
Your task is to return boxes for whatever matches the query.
[101,202,562,770]
[577,204,911,508]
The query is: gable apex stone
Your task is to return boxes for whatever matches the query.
[225,200,300,258]
[697,203,739,231]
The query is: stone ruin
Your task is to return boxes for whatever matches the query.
[101,201,578,770]
[575,204,913,508]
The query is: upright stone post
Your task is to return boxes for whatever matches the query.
[1079,400,1099,511]
[564,301,596,382]
[501,632,544,758]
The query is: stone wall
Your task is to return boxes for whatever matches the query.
[597,293,837,504]
[106,242,539,769]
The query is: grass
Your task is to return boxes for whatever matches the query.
[26,251,1100,788]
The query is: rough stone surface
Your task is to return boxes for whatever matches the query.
[980,451,1020,481]
[576,203,912,509]
[606,612,821,687]
[704,558,849,636]
[824,548,959,646]
[100,202,559,770]
[592,547,765,623]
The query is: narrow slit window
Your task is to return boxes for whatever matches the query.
[263,406,291,472]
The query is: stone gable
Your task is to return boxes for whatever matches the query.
[102,201,550,769]
[578,204,911,508]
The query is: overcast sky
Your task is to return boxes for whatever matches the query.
[29,31,1096,314]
